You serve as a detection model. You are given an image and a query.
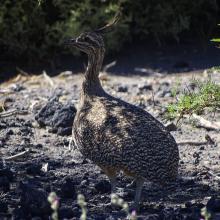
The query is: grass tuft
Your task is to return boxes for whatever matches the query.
[166,78,220,121]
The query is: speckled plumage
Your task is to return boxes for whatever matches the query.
[73,95,179,183]
[67,14,179,208]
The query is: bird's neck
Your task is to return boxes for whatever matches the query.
[81,49,105,97]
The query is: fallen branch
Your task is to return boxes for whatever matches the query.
[0,109,29,118]
[102,60,116,72]
[4,149,30,161]
[16,67,29,76]
[192,114,220,131]
[203,165,220,181]
[177,134,215,146]
[43,70,54,87]
[0,89,13,94]
[207,170,220,181]
[177,140,208,146]
[99,61,117,81]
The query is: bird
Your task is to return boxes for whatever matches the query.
[65,13,179,210]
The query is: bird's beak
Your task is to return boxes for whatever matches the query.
[63,38,76,46]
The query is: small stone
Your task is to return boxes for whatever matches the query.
[6,129,14,136]
[0,201,8,213]
[0,123,6,129]
[138,84,153,92]
[165,122,177,132]
[0,168,14,181]
[199,146,205,150]
[26,164,42,176]
[182,178,195,186]
[10,84,26,92]
[60,178,76,199]
[35,143,43,148]
[0,176,10,192]
[95,179,111,194]
[117,85,128,93]
[18,181,51,216]
[193,152,200,158]
[57,127,72,136]
[201,184,210,192]
[35,96,62,127]
[185,201,192,208]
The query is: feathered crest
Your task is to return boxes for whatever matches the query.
[95,11,121,34]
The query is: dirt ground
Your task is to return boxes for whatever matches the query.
[0,69,220,220]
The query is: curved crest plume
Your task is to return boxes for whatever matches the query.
[95,11,121,34]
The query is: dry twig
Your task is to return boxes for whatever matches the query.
[0,109,29,118]
[43,71,54,87]
[4,149,30,161]
[177,134,215,146]
[192,114,220,130]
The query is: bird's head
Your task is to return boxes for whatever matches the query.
[65,31,105,54]
[64,12,120,55]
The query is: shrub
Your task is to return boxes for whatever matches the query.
[0,0,219,63]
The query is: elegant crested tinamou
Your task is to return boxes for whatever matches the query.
[65,13,179,209]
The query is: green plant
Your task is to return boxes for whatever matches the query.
[0,0,219,63]
[211,24,220,44]
[201,207,212,220]
[48,192,59,220]
[111,193,137,220]
[77,194,87,220]
[166,78,220,121]
[171,79,181,97]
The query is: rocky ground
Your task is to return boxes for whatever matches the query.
[0,69,220,220]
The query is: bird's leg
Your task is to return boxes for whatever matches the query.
[109,176,117,193]
[133,177,144,211]
[99,166,117,193]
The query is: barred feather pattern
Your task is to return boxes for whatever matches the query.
[71,29,179,184]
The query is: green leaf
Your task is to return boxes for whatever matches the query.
[211,38,220,42]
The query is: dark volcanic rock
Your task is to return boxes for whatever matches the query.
[138,84,153,93]
[18,181,51,217]
[35,97,62,127]
[95,179,111,194]
[165,122,178,132]
[52,104,76,128]
[0,176,10,192]
[10,84,26,92]
[0,168,13,192]
[35,96,76,136]
[0,201,8,213]
[0,168,14,181]
[26,164,42,176]
[117,85,128,93]
[60,178,76,199]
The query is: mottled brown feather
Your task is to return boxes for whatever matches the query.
[68,17,179,200]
